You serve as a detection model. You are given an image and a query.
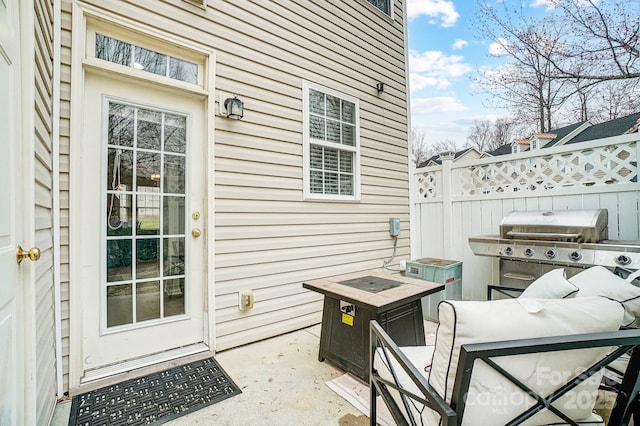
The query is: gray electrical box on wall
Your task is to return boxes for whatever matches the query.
[389,218,401,236]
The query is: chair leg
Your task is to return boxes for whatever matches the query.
[370,377,377,426]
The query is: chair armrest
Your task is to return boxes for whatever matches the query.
[370,320,457,426]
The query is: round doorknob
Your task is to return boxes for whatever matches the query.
[191,228,202,238]
[16,245,41,264]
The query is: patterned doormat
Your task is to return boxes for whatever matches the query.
[68,357,241,426]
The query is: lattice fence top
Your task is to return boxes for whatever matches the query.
[416,140,637,199]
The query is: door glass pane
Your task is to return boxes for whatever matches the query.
[136,238,159,279]
[164,114,186,153]
[105,101,188,328]
[164,278,185,317]
[163,237,185,277]
[137,281,161,321]
[106,240,132,282]
[106,193,133,237]
[164,155,185,194]
[137,109,162,150]
[107,284,133,327]
[108,104,134,146]
[137,192,160,234]
[107,148,134,189]
[163,196,185,234]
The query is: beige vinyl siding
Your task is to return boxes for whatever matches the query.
[59,0,409,386]
[33,0,58,421]
[59,0,72,391]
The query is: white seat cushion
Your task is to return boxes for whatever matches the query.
[374,345,440,425]
[428,297,623,426]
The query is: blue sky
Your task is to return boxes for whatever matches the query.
[406,0,551,148]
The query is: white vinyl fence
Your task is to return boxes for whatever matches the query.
[410,133,640,300]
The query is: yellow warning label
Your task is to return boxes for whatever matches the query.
[341,313,354,326]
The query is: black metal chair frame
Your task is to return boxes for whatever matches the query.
[370,320,640,426]
[487,284,525,300]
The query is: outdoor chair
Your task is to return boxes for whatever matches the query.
[370,295,640,425]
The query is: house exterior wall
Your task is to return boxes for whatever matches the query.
[32,0,58,421]
[59,0,410,390]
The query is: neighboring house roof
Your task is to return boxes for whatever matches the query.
[489,113,640,156]
[561,112,640,145]
[488,143,513,156]
[417,147,486,168]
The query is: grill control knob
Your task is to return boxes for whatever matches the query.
[569,251,582,261]
[545,249,557,260]
[524,248,535,257]
[615,254,632,266]
[504,246,514,256]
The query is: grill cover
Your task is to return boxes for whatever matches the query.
[499,209,608,243]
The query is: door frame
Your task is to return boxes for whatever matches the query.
[68,3,217,389]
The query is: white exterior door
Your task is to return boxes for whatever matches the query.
[0,0,25,423]
[77,71,208,378]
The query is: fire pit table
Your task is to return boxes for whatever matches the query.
[303,270,444,381]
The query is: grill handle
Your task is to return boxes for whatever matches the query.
[503,272,536,281]
[505,231,583,241]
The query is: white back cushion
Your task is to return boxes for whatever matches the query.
[428,297,623,425]
[519,268,578,299]
[569,266,640,327]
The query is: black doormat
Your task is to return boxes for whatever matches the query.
[68,357,241,426]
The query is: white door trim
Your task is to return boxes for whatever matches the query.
[68,2,217,389]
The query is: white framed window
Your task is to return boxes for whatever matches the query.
[365,0,392,17]
[303,81,361,201]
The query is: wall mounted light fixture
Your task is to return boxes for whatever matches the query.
[376,82,384,95]
[220,94,244,119]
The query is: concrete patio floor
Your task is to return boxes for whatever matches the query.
[52,324,376,426]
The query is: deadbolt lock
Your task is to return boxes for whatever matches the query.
[192,211,201,220]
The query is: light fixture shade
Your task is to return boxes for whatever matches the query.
[223,95,244,119]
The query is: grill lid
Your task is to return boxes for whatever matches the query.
[499,209,608,243]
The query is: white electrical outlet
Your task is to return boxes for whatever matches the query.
[239,291,254,311]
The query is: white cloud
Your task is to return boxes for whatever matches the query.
[530,0,555,8]
[489,38,509,56]
[452,39,468,50]
[406,0,460,27]
[410,74,452,92]
[408,50,472,93]
[411,97,467,114]
[409,50,472,76]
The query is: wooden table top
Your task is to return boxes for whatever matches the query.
[303,270,444,312]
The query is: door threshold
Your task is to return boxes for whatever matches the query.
[80,343,210,386]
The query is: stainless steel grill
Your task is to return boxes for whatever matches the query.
[469,209,640,295]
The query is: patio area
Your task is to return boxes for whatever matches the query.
[51,321,438,425]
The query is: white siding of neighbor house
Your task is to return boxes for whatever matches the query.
[33,0,58,421]
[59,0,409,389]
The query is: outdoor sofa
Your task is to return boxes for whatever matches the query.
[370,266,640,425]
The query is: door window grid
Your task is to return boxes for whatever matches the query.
[95,33,198,84]
[105,101,187,329]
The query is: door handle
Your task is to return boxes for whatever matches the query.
[191,228,201,238]
[17,245,41,264]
